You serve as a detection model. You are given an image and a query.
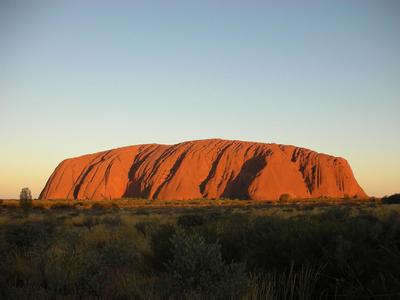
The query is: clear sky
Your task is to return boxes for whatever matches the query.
[1,0,399,198]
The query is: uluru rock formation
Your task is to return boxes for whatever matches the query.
[40,139,367,201]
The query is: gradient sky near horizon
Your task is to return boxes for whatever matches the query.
[1,0,399,198]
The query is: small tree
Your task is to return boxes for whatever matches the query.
[19,187,33,209]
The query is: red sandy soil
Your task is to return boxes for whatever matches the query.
[40,139,367,201]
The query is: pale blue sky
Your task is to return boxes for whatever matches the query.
[1,0,399,198]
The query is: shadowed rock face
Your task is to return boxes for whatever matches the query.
[39,139,367,200]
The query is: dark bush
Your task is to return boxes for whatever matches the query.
[102,215,122,227]
[279,193,291,202]
[5,221,55,250]
[100,240,137,268]
[382,193,400,204]
[111,203,120,211]
[177,214,204,228]
[82,216,100,229]
[91,203,105,210]
[135,221,155,235]
[133,208,150,215]
[32,203,46,210]
[50,202,72,210]
[150,224,176,271]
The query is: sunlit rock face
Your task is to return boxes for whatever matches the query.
[40,139,367,201]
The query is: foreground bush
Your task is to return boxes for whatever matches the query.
[166,228,246,298]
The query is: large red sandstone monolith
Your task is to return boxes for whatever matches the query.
[39,139,367,201]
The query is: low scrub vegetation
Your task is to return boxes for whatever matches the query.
[0,201,399,299]
[382,193,400,204]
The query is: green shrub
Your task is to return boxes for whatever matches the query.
[166,228,246,298]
